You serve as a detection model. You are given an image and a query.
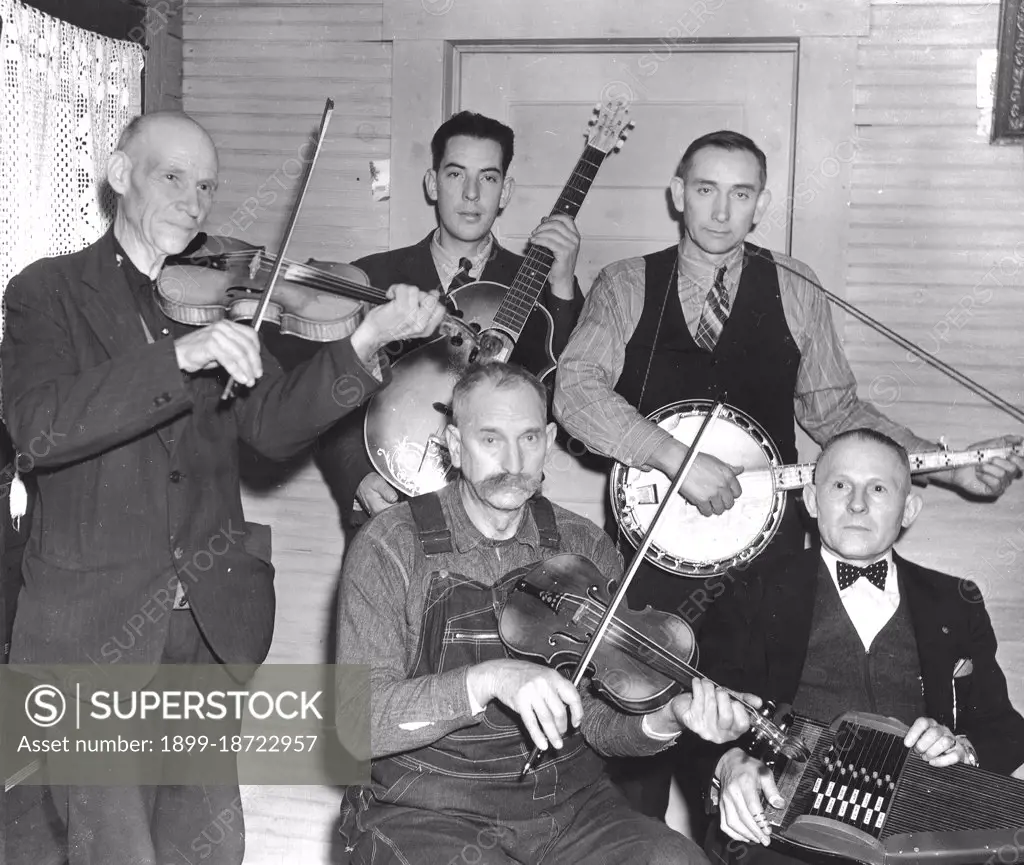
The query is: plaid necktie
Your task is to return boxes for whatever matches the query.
[447,257,474,293]
[836,559,888,592]
[694,265,730,352]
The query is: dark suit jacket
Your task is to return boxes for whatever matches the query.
[0,230,387,669]
[265,232,584,536]
[699,547,1024,776]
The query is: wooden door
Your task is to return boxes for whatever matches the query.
[456,46,798,525]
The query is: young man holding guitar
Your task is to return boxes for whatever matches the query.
[553,129,1024,820]
[267,111,585,539]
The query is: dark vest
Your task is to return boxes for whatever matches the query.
[614,243,802,463]
[367,492,607,819]
[793,560,927,725]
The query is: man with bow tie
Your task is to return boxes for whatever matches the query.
[553,129,1024,820]
[697,428,1024,864]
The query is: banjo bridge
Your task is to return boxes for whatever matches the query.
[625,484,659,507]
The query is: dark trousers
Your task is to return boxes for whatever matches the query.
[341,775,708,865]
[49,609,244,865]
[610,497,810,824]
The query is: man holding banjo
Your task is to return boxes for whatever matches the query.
[552,129,1024,820]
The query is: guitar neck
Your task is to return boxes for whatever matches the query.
[772,444,1022,491]
[492,144,608,340]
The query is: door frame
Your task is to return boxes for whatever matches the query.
[390,36,857,312]
[446,39,800,255]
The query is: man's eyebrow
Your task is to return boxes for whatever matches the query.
[441,160,502,175]
[689,177,758,192]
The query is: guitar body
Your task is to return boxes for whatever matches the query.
[362,95,634,499]
[364,281,556,498]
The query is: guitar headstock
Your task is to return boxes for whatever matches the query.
[586,97,633,154]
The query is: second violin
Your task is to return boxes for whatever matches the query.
[497,552,810,763]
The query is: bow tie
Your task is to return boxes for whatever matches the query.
[836,559,888,592]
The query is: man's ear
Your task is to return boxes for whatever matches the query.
[753,187,772,225]
[424,168,438,204]
[669,176,685,214]
[445,423,462,470]
[545,421,556,453]
[901,490,924,530]
[499,175,515,211]
[107,150,131,196]
[802,482,818,520]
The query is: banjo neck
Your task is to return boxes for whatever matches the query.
[772,443,1024,491]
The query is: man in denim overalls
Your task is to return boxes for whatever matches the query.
[336,361,757,864]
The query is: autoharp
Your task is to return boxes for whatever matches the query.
[763,711,1024,865]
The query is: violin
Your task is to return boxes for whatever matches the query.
[497,553,810,762]
[157,233,479,346]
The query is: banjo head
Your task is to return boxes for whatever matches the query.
[610,400,787,578]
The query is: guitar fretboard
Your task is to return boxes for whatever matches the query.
[772,444,1023,490]
[492,144,607,338]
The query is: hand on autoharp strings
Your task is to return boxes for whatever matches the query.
[714,747,785,847]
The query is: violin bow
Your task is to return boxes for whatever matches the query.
[749,248,1024,426]
[521,402,726,777]
[221,97,336,400]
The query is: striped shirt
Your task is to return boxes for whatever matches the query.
[553,242,937,470]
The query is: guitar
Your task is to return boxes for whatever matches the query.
[364,98,633,498]
[611,399,1024,577]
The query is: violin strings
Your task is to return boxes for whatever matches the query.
[557,590,710,686]
[557,591,773,724]
[188,248,393,305]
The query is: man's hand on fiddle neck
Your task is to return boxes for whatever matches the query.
[644,678,756,743]
[350,284,447,364]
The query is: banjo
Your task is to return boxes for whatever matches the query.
[610,399,1024,578]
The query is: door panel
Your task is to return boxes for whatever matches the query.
[456,46,797,527]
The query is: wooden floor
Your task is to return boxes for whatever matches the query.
[3,785,67,865]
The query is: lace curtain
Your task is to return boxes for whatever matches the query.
[0,0,144,360]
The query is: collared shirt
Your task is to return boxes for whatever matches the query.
[676,241,745,331]
[820,547,899,651]
[335,480,674,759]
[553,242,938,470]
[429,229,495,293]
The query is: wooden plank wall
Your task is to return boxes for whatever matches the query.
[141,0,184,111]
[181,3,390,861]
[846,0,1024,709]
[178,0,1024,861]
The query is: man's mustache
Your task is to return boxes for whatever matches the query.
[479,472,538,492]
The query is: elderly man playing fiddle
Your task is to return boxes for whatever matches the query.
[1,110,444,865]
[697,428,1024,865]
[335,361,760,865]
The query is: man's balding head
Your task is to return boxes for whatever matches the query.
[116,111,217,165]
[107,111,219,272]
